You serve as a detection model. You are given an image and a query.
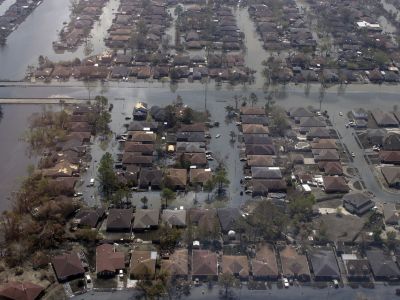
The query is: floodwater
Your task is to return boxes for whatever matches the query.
[0,0,119,80]
[0,0,15,15]
[73,284,399,300]
[0,104,40,211]
[381,0,400,22]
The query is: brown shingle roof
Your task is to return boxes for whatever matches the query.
[106,209,133,231]
[51,252,85,281]
[240,107,266,115]
[190,169,213,184]
[0,282,44,300]
[165,169,188,188]
[279,246,310,279]
[133,209,160,229]
[247,155,274,167]
[124,143,154,154]
[130,250,157,279]
[162,209,187,227]
[192,250,218,277]
[242,124,269,134]
[96,244,125,274]
[222,255,249,278]
[252,244,278,279]
[161,249,189,277]
[179,123,206,132]
[323,176,349,193]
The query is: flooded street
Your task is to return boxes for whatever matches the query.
[0,104,40,211]
[0,0,119,80]
[0,0,15,15]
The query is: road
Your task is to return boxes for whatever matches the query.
[331,112,399,203]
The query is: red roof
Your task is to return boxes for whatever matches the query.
[96,244,125,274]
[0,282,44,300]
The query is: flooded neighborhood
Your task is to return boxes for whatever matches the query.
[1,0,400,300]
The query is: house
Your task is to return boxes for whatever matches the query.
[247,155,274,167]
[181,152,207,166]
[189,208,218,239]
[251,179,287,196]
[189,169,213,185]
[179,123,206,132]
[96,244,125,277]
[323,176,349,193]
[133,209,160,231]
[124,143,155,155]
[164,169,188,190]
[383,133,400,151]
[221,255,249,280]
[217,207,242,233]
[243,134,272,145]
[352,108,369,120]
[381,166,400,188]
[160,249,189,278]
[383,203,400,225]
[319,161,343,175]
[287,107,314,118]
[279,246,311,281]
[242,124,269,134]
[251,167,282,179]
[342,193,375,215]
[176,142,205,153]
[51,252,85,282]
[130,250,157,279]
[127,121,159,132]
[366,249,400,280]
[308,247,340,281]
[342,254,370,281]
[371,110,399,127]
[241,115,269,125]
[162,209,187,227]
[310,139,337,149]
[367,129,387,146]
[192,250,218,280]
[128,131,156,143]
[307,127,331,140]
[139,169,163,189]
[252,244,279,280]
[245,144,275,155]
[48,177,77,196]
[106,209,133,232]
[122,153,153,166]
[73,208,105,228]
[0,282,44,300]
[299,116,326,128]
[379,151,400,164]
[240,107,266,116]
[312,149,340,162]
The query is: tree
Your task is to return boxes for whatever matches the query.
[229,130,236,142]
[98,152,117,199]
[161,188,175,208]
[249,92,258,107]
[181,107,194,124]
[218,273,236,298]
[140,196,149,209]
[213,165,229,197]
[386,231,397,249]
[204,178,215,202]
[288,194,316,223]
[247,200,287,240]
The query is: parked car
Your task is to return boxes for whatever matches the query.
[283,278,289,288]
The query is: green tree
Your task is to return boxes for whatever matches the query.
[249,92,258,107]
[98,152,117,199]
[214,165,229,197]
[161,188,175,208]
[218,273,237,298]
[140,196,149,209]
[247,200,287,240]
